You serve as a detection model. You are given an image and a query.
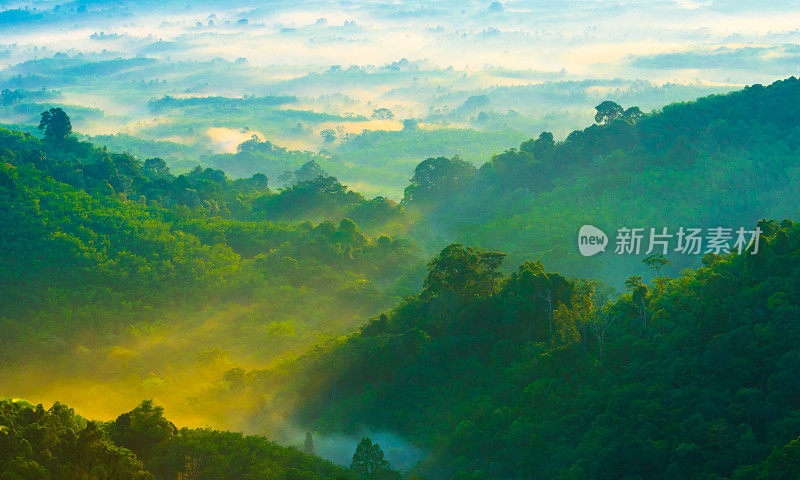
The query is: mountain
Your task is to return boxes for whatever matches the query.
[6,77,800,479]
[283,220,800,479]
[0,126,424,430]
[402,77,800,286]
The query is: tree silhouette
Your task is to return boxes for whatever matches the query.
[38,107,72,141]
[304,431,315,455]
[320,128,337,143]
[622,106,644,123]
[643,253,671,278]
[350,437,389,479]
[422,243,505,299]
[625,275,649,329]
[594,101,624,124]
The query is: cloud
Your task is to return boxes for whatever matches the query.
[630,45,800,72]
[206,127,263,153]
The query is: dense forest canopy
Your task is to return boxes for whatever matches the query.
[401,77,800,285]
[0,398,360,480]
[282,220,800,479]
[0,120,426,433]
[4,72,800,480]
[8,0,800,477]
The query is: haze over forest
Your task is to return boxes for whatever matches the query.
[2,0,799,196]
[4,1,800,479]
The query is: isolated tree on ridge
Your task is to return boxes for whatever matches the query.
[594,100,624,124]
[38,107,72,141]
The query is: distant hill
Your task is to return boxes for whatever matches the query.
[403,77,800,286]
[285,220,800,479]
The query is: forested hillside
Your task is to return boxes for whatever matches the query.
[7,0,800,477]
[0,398,350,480]
[282,220,800,479]
[403,77,800,285]
[0,123,425,429]
[5,78,800,479]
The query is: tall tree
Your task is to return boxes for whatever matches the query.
[38,107,72,141]
[643,253,671,278]
[625,275,649,329]
[320,128,337,143]
[594,101,624,124]
[422,243,505,299]
[587,296,615,353]
[143,157,169,175]
[622,106,644,123]
[402,156,476,204]
[304,431,315,455]
[350,437,389,479]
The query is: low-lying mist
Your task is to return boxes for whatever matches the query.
[299,429,426,471]
[0,290,396,432]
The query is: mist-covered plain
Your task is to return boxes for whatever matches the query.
[3,0,799,197]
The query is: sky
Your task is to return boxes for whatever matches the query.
[1,0,798,191]
[1,0,800,85]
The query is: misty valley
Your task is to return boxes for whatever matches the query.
[3,1,800,479]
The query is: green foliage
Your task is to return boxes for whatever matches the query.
[372,108,394,120]
[421,243,505,299]
[0,399,152,479]
[594,100,624,124]
[402,156,476,204]
[38,107,71,141]
[7,75,800,480]
[1,88,26,106]
[0,399,348,480]
[148,95,296,112]
[208,136,327,186]
[109,401,177,459]
[405,76,800,285]
[291,160,328,184]
[331,128,527,197]
[2,116,407,230]
[758,436,800,479]
[350,437,398,480]
[255,176,363,220]
[290,220,800,479]
[643,253,671,277]
[287,244,594,437]
[0,124,425,412]
[321,128,337,143]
